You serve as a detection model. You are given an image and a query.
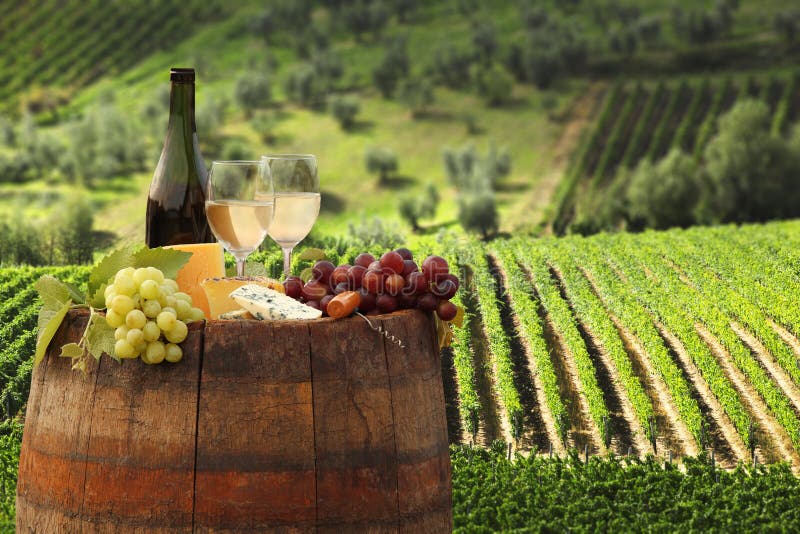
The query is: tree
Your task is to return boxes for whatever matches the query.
[472,21,497,64]
[472,62,514,106]
[625,149,700,229]
[429,43,473,89]
[443,142,511,190]
[372,37,409,98]
[398,183,439,231]
[54,193,94,264]
[458,192,498,239]
[398,78,434,117]
[235,72,271,117]
[284,65,327,109]
[698,99,800,223]
[341,0,390,42]
[365,147,398,184]
[774,11,800,42]
[329,94,360,129]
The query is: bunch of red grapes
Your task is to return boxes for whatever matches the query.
[281,248,459,321]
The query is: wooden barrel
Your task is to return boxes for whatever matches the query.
[16,308,452,533]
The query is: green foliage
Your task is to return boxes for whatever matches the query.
[398,183,438,231]
[234,72,271,117]
[284,65,327,109]
[458,193,498,239]
[339,0,390,42]
[345,215,403,249]
[372,37,409,99]
[365,146,398,184]
[626,149,700,230]
[397,78,434,117]
[329,94,360,129]
[774,10,800,42]
[428,43,474,89]
[698,99,800,224]
[451,444,800,532]
[472,62,514,107]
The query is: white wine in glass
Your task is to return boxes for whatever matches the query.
[205,161,274,277]
[261,155,320,277]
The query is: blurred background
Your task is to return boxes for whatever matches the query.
[0,0,799,265]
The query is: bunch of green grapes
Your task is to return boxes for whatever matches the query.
[104,267,205,364]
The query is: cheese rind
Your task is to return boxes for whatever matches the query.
[230,284,322,320]
[218,309,255,320]
[201,276,285,318]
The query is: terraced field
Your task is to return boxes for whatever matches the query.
[554,72,800,233]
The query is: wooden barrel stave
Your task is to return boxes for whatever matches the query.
[17,309,452,533]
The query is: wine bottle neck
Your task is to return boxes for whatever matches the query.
[167,82,197,133]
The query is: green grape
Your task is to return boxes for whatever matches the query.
[134,340,147,355]
[175,299,191,320]
[174,292,192,303]
[157,310,177,332]
[132,293,141,308]
[114,326,129,341]
[126,328,144,346]
[165,295,177,309]
[132,268,150,286]
[146,267,165,285]
[143,321,161,342]
[164,279,179,292]
[115,267,136,283]
[160,284,175,297]
[113,276,136,297]
[164,320,188,344]
[126,309,147,330]
[111,295,134,316]
[145,341,166,364]
[106,309,124,328]
[140,279,160,300]
[105,294,115,309]
[165,343,183,363]
[156,293,168,307]
[115,339,135,359]
[188,307,205,322]
[142,299,161,318]
[104,284,115,299]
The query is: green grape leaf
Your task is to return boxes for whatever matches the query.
[297,248,326,262]
[299,267,314,282]
[87,243,139,300]
[34,300,71,367]
[85,312,117,362]
[132,247,192,280]
[89,283,108,309]
[36,275,74,312]
[60,343,84,359]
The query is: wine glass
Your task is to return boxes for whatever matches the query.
[261,155,320,278]
[205,161,274,277]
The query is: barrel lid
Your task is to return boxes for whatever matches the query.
[170,67,195,83]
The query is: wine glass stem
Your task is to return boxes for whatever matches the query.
[282,247,293,278]
[236,257,247,277]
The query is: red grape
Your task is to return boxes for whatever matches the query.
[401,259,418,277]
[334,281,349,295]
[312,261,335,284]
[363,269,384,294]
[385,274,405,296]
[283,276,304,299]
[368,260,382,271]
[305,300,321,311]
[436,300,457,321]
[330,265,351,286]
[380,251,405,275]
[394,247,413,261]
[432,279,458,299]
[376,294,398,313]
[347,265,367,289]
[422,255,449,283]
[417,293,438,311]
[440,273,460,291]
[397,293,417,309]
[357,288,376,312]
[320,295,334,315]
[302,280,328,301]
[355,253,376,269]
[404,271,428,295]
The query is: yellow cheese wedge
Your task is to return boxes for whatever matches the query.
[200,276,285,319]
[164,243,225,318]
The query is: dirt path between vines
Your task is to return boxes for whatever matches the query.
[770,319,800,358]
[549,266,648,456]
[696,324,800,468]
[658,325,747,467]
[511,82,608,232]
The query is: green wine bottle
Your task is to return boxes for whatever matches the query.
[145,67,214,247]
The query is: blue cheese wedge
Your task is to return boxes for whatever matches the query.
[218,308,255,320]
[229,284,323,320]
